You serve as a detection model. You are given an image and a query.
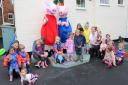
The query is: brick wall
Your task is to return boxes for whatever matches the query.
[3,0,14,23]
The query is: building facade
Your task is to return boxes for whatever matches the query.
[14,0,128,51]
[64,0,128,39]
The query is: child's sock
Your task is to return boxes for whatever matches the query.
[45,61,48,67]
[41,62,46,69]
[9,75,13,82]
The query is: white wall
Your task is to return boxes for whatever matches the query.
[64,0,96,31]
[95,0,128,39]
[65,0,128,39]
[15,0,44,52]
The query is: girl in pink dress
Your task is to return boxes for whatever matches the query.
[103,46,116,68]
[65,33,75,61]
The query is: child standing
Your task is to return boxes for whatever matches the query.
[74,30,84,62]
[76,23,82,30]
[83,22,90,54]
[53,36,64,64]
[89,27,99,58]
[19,44,30,73]
[103,46,116,68]
[65,33,75,61]
[79,28,86,54]
[21,68,38,85]
[34,39,48,68]
[3,47,21,81]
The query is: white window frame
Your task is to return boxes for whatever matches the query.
[76,0,86,10]
[8,13,14,25]
[100,0,110,6]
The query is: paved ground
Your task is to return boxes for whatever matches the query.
[0,40,128,85]
[0,57,128,85]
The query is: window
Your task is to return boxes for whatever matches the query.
[100,0,109,5]
[76,0,85,9]
[54,0,64,5]
[118,0,123,5]
[8,13,14,24]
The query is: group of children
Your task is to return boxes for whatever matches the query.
[2,22,127,85]
[3,41,38,85]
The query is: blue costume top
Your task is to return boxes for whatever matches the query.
[10,53,18,69]
[117,49,125,58]
[58,17,72,43]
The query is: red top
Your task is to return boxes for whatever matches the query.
[41,14,58,46]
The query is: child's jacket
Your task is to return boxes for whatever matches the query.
[3,53,20,67]
[18,52,30,67]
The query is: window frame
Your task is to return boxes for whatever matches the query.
[118,0,124,7]
[8,13,14,25]
[76,0,86,10]
[99,0,110,6]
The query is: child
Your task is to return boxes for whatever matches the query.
[103,46,116,68]
[19,44,30,73]
[96,30,102,45]
[21,68,38,85]
[99,39,107,59]
[11,40,20,54]
[105,34,111,45]
[83,22,90,54]
[79,28,86,54]
[89,27,99,58]
[3,47,21,81]
[116,42,126,65]
[74,30,83,62]
[65,33,75,61]
[76,23,82,31]
[53,36,64,64]
[108,40,117,55]
[34,39,48,68]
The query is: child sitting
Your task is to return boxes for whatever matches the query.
[3,47,21,82]
[99,39,107,59]
[108,40,117,55]
[21,68,38,85]
[116,42,126,65]
[34,39,48,68]
[74,30,83,62]
[103,46,116,68]
[19,44,30,73]
[65,33,75,61]
[53,36,64,64]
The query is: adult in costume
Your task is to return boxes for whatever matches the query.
[41,2,58,46]
[58,5,72,43]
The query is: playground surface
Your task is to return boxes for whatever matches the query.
[0,57,128,85]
